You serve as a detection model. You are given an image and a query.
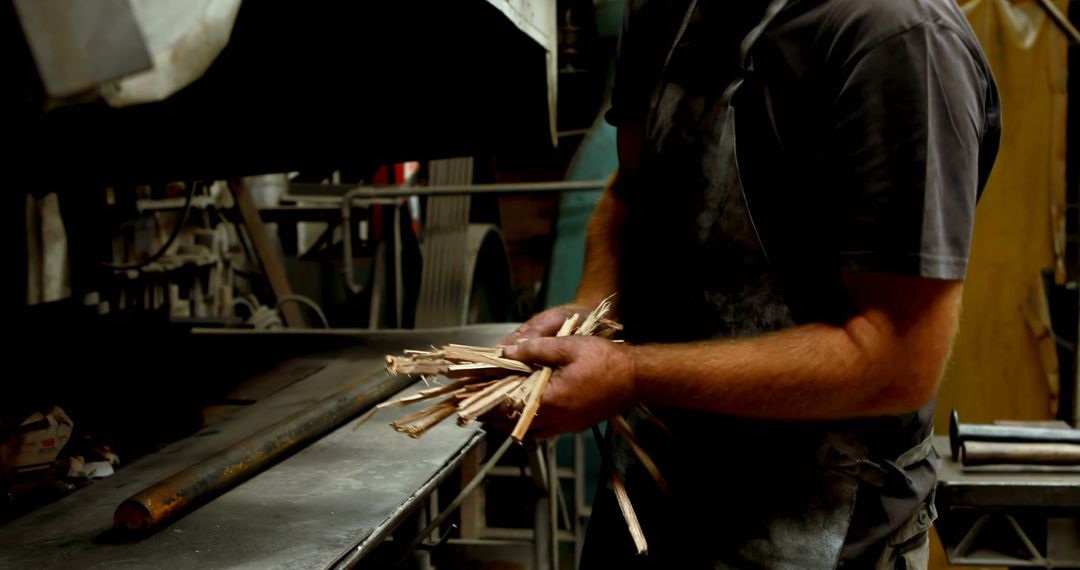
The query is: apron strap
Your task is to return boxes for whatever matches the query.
[661,0,699,73]
[720,0,791,106]
[894,435,936,469]
[661,0,791,79]
[827,435,937,490]
[739,0,791,72]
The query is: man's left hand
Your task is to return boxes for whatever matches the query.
[502,336,637,438]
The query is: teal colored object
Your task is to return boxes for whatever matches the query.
[595,0,626,38]
[545,2,623,309]
[543,113,617,308]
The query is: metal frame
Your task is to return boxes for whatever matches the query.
[939,511,1080,567]
[279,177,606,331]
[382,433,586,570]
[328,431,489,570]
[379,434,577,570]
[934,437,1080,568]
[290,180,607,200]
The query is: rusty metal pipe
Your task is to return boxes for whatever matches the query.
[114,371,411,533]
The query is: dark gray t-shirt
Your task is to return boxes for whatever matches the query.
[609,0,1000,281]
[600,0,1001,564]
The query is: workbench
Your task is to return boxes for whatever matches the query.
[934,436,1080,568]
[0,324,516,569]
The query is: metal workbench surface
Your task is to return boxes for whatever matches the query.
[934,435,1080,510]
[932,435,1080,567]
[0,324,516,569]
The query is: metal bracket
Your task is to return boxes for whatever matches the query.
[402,435,516,560]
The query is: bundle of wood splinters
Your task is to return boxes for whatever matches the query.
[375,297,660,554]
[381,299,619,439]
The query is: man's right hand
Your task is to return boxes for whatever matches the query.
[499,304,595,346]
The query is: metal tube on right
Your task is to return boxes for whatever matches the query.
[950,409,1080,461]
[961,441,1080,466]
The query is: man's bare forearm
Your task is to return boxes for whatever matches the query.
[576,124,644,308]
[627,277,963,420]
[575,177,628,307]
[631,322,915,420]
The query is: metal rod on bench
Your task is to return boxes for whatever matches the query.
[950,410,1080,461]
[113,370,411,533]
[961,441,1080,466]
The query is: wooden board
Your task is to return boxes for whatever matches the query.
[932,1,1069,568]
[936,0,1069,428]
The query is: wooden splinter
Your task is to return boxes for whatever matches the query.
[510,313,580,442]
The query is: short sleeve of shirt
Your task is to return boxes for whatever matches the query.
[826,21,1001,280]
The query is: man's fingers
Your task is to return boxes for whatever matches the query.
[501,306,587,345]
[525,310,577,338]
[503,337,574,366]
[502,315,553,344]
[499,324,530,345]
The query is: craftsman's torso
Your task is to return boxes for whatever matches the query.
[592,0,1001,566]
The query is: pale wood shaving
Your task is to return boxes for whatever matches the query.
[390,399,455,429]
[509,313,578,442]
[610,465,648,555]
[375,376,492,410]
[575,295,615,336]
[442,346,533,373]
[635,404,674,440]
[458,376,526,425]
[611,415,669,495]
[392,400,457,438]
[457,375,522,411]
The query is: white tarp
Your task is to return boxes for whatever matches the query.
[103,0,242,107]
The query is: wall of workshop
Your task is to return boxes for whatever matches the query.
[937,0,1069,428]
[930,1,1070,568]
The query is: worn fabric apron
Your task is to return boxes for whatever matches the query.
[580,1,936,568]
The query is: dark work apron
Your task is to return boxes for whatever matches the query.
[580,0,936,567]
